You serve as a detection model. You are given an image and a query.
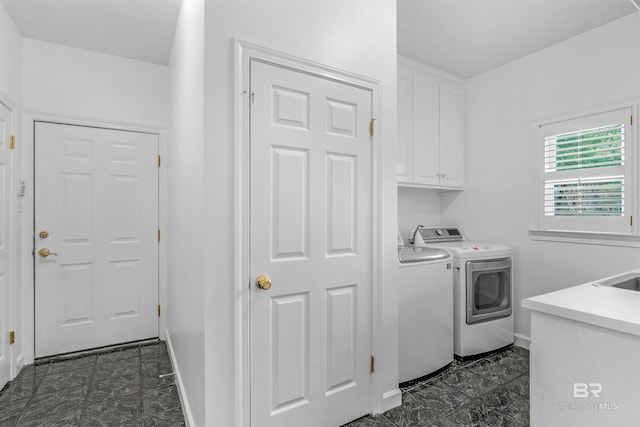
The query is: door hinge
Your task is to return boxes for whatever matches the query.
[9,331,15,345]
[370,355,375,373]
[631,115,633,126]
[157,154,161,167]
[631,215,633,226]
[158,229,161,242]
[158,304,161,317]
[369,119,375,136]
[9,135,15,149]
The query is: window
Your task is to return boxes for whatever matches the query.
[538,107,634,234]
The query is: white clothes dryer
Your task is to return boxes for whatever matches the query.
[410,226,514,359]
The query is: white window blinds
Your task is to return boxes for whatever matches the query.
[544,124,624,174]
[544,178,624,217]
[539,108,633,233]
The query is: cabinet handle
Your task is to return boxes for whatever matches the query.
[441,173,446,178]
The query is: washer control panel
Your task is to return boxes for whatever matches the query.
[419,227,464,243]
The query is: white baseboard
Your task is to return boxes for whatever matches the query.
[165,331,196,427]
[379,388,402,414]
[514,333,531,350]
[14,353,24,379]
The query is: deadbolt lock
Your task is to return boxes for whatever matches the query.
[39,231,49,239]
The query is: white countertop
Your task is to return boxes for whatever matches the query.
[522,269,640,337]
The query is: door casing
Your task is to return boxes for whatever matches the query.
[0,94,16,384]
[19,113,167,367]
[233,40,384,427]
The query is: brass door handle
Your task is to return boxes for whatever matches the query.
[38,248,58,257]
[256,275,272,290]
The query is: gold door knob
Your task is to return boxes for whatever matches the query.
[256,275,272,290]
[38,248,58,257]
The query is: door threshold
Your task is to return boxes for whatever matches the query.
[35,337,160,364]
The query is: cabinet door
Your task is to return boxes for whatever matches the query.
[439,84,464,188]
[397,69,413,183]
[412,75,439,186]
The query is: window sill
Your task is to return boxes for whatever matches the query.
[529,229,640,248]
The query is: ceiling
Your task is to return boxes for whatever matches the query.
[1,0,182,65]
[398,0,639,78]
[1,0,638,74]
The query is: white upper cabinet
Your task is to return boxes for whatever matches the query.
[412,74,440,186]
[438,84,464,188]
[397,57,464,189]
[397,68,413,183]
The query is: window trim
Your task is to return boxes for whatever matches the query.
[532,101,639,243]
[529,229,640,248]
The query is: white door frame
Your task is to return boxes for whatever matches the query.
[0,92,17,381]
[233,40,384,427]
[20,112,167,367]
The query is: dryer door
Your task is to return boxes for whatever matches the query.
[465,258,512,324]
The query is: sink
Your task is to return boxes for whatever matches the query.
[593,272,640,292]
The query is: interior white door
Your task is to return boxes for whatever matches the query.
[0,102,13,388]
[250,60,373,427]
[35,122,159,357]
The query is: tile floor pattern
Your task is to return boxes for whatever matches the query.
[346,346,530,427]
[0,340,186,426]
[0,342,527,427]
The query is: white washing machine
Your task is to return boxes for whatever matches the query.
[397,233,453,382]
[410,226,514,359]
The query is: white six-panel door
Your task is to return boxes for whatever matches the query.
[250,60,373,427]
[35,122,159,357]
[0,102,13,388]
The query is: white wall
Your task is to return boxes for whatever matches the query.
[23,38,167,127]
[441,12,640,344]
[398,187,442,242]
[20,38,168,364]
[203,1,398,425]
[167,0,205,425]
[0,0,22,379]
[0,3,22,106]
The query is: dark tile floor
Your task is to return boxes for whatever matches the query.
[347,345,530,427]
[1,342,527,426]
[0,340,186,427]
